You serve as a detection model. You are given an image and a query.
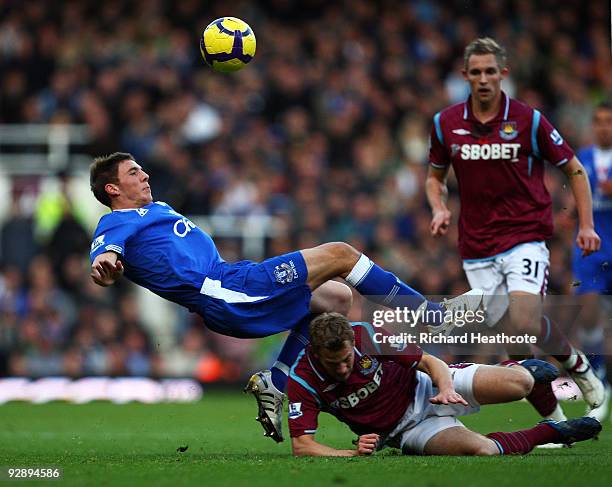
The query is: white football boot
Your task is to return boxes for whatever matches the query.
[564,351,606,409]
[426,288,485,336]
[586,383,611,422]
[244,370,285,443]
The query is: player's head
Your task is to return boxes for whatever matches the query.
[592,101,612,149]
[462,37,508,106]
[310,312,355,382]
[90,152,152,209]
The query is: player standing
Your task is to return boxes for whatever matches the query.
[88,153,483,442]
[425,38,604,421]
[287,313,600,456]
[573,101,612,421]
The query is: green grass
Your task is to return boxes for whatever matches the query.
[0,393,609,486]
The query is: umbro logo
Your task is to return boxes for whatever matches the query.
[136,208,149,217]
[452,129,471,135]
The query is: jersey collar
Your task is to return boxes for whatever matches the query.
[306,349,326,381]
[463,91,510,123]
[112,201,157,212]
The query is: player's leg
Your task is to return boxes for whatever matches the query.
[512,302,606,411]
[309,280,353,315]
[485,417,602,454]
[577,293,608,379]
[245,281,353,443]
[423,426,499,455]
[401,368,600,456]
[301,243,435,308]
[462,247,565,421]
[573,248,611,420]
[394,379,499,456]
[503,243,605,410]
[418,410,601,456]
[407,416,599,456]
[301,242,483,328]
[469,364,534,404]
[449,360,558,407]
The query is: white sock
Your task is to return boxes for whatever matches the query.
[345,254,373,287]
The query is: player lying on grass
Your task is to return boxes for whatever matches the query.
[88,152,484,443]
[287,313,601,456]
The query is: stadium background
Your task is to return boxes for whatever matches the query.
[0,0,610,388]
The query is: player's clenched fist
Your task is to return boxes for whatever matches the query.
[430,208,451,237]
[91,253,124,287]
[355,433,380,455]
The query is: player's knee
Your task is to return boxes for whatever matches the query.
[311,281,353,315]
[510,370,535,398]
[333,282,353,315]
[469,442,499,456]
[318,242,360,265]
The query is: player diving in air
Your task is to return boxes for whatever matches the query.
[287,313,601,456]
[88,152,484,442]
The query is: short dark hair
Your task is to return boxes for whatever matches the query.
[90,152,134,208]
[309,312,354,354]
[464,37,507,70]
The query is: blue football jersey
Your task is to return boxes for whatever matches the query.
[90,201,224,310]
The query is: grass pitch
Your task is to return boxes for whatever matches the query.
[0,392,609,486]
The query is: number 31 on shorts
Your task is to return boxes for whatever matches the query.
[522,258,545,278]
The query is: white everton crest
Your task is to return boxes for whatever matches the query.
[274,260,298,284]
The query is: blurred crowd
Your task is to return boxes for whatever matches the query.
[0,0,610,380]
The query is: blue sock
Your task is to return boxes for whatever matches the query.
[270,315,311,392]
[344,254,443,323]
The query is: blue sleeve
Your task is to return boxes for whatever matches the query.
[89,213,138,262]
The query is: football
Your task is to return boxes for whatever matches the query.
[200,17,256,73]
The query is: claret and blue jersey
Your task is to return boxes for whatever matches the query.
[287,323,423,438]
[429,91,575,260]
[90,201,312,337]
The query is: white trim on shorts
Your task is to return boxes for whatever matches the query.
[383,364,482,455]
[200,277,269,303]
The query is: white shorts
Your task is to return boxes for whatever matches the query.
[383,363,482,455]
[463,242,550,327]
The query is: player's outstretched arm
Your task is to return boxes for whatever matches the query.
[90,251,124,287]
[291,434,377,457]
[425,166,452,237]
[562,156,601,256]
[417,353,468,406]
